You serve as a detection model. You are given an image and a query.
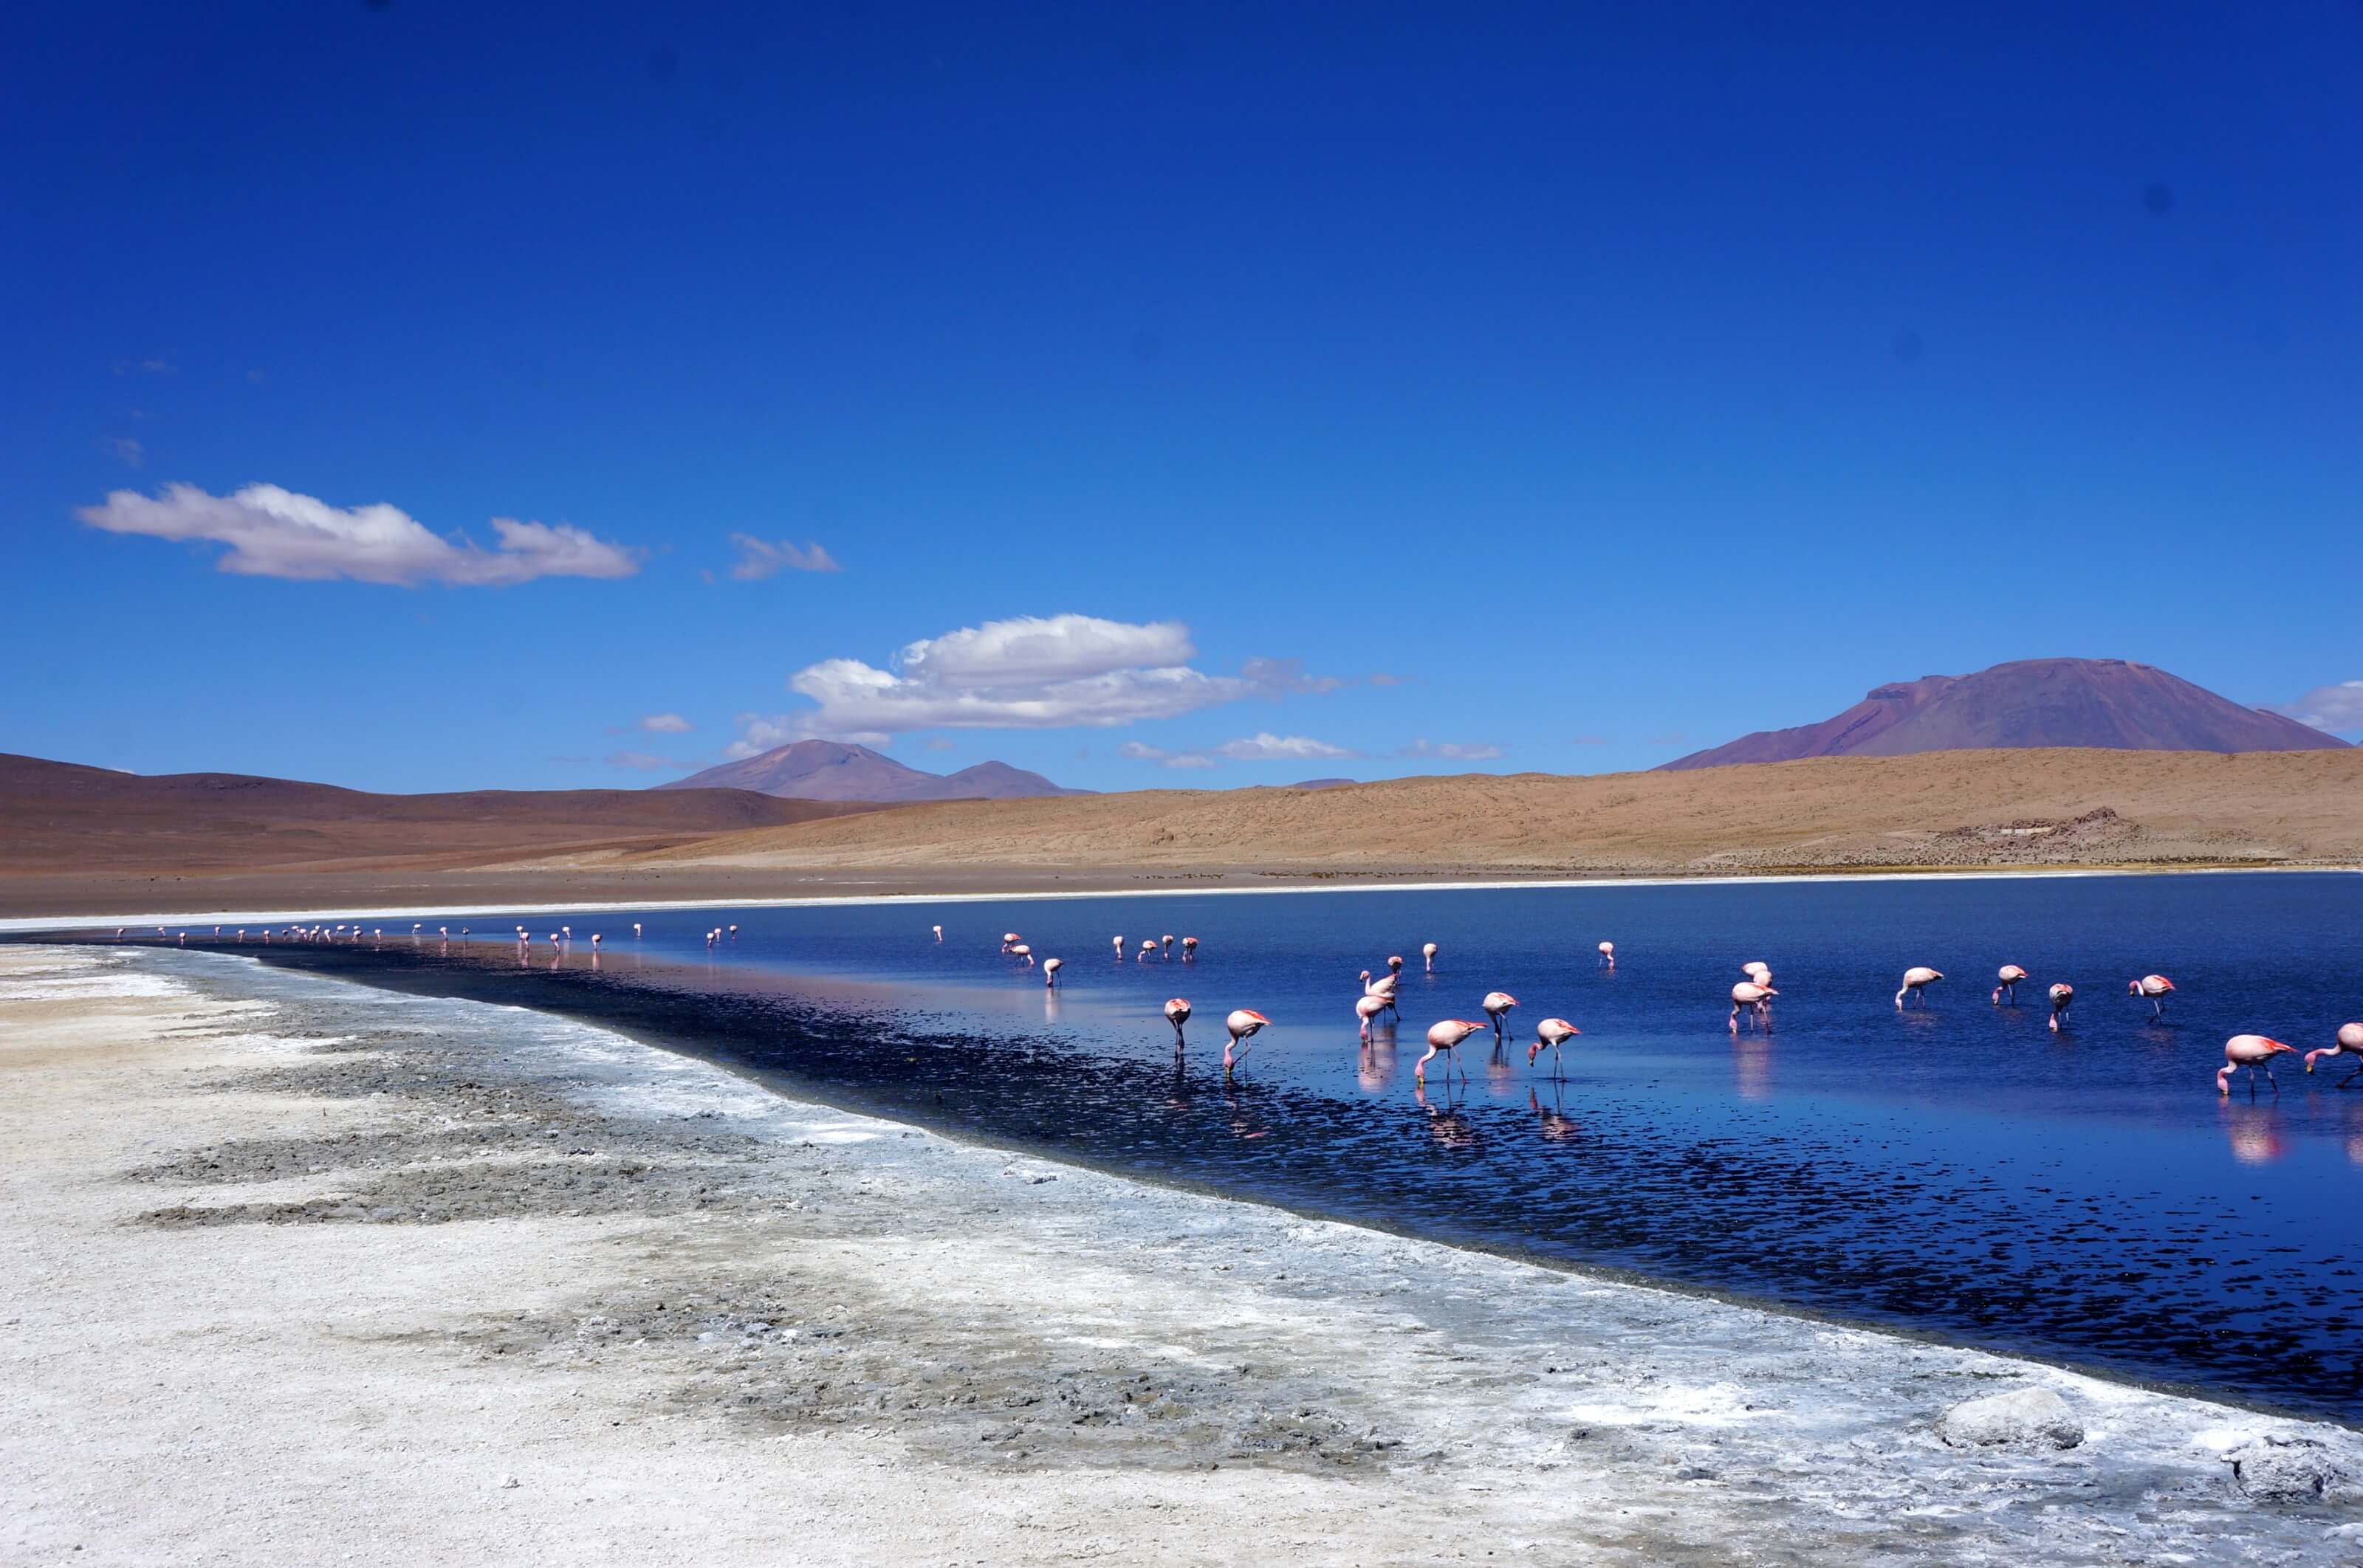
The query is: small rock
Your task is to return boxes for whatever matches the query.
[2227,1436,2340,1503]
[1936,1386,2084,1451]
[496,1474,520,1490]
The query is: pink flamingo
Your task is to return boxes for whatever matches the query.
[728,924,738,937]
[1597,941,1614,969]
[1741,961,1769,983]
[1164,997,1192,1048]
[1423,941,1438,972]
[1356,993,1390,1042]
[2130,974,2175,1019]
[2304,1022,2363,1085]
[1481,991,1518,1042]
[1894,967,1943,1008]
[1730,982,1775,1033]
[2218,1034,2299,1096]
[2048,983,2074,1032]
[1139,939,1159,963]
[1162,935,1175,957]
[1992,965,2028,1005]
[1011,943,1035,966]
[1388,955,1405,978]
[1182,936,1198,958]
[591,933,602,948]
[1417,1020,1487,1084]
[1222,1009,1269,1073]
[1042,957,1063,987]
[1528,1017,1580,1079]
[1001,931,1021,953]
[1360,970,1399,1020]
[932,924,942,942]
[633,923,642,938]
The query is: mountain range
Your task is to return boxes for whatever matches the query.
[1659,658,2345,771]
[658,740,1089,803]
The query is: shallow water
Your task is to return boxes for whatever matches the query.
[83,871,2363,1423]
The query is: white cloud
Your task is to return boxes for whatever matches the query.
[729,534,842,579]
[637,713,693,735]
[2275,680,2363,735]
[1124,732,1357,769]
[1398,738,1505,761]
[77,483,641,586]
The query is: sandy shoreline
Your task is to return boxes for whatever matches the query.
[4,861,2354,937]
[4,946,2359,1564]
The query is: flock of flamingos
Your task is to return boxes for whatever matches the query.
[132,918,2363,1097]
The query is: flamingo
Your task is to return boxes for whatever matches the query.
[2048,983,2074,1032]
[634,923,642,938]
[1992,965,2028,1005]
[1387,955,1405,977]
[1359,970,1399,1020]
[2217,1034,2299,1096]
[1010,943,1035,965]
[1417,1019,1487,1084]
[1164,997,1192,1048]
[727,924,738,937]
[1481,991,1518,1042]
[411,924,420,935]
[1423,941,1439,972]
[562,925,572,940]
[1222,1009,1269,1073]
[1162,935,1175,957]
[1730,982,1775,1033]
[1114,935,1125,960]
[2304,1022,2363,1085]
[932,924,942,942]
[1528,1017,1580,1079]
[1356,993,1389,1042]
[591,933,602,948]
[1043,957,1063,988]
[1182,936,1198,958]
[1139,939,1159,963]
[1895,967,1943,1008]
[1741,961,1770,983]
[1597,941,1614,969]
[438,926,448,938]
[2130,974,2175,1019]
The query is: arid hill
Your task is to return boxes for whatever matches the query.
[661,740,1083,802]
[1662,658,2343,770]
[0,753,874,876]
[602,747,2363,878]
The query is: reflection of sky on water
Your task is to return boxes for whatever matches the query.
[160,870,2363,1423]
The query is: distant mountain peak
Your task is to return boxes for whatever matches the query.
[658,739,1088,802]
[1660,657,2347,771]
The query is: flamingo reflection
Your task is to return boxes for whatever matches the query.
[2220,1099,2287,1163]
[1529,1086,1577,1141]
[1413,1083,1477,1149]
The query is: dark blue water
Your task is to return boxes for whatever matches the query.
[119,871,2363,1422]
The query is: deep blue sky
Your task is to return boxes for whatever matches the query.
[4,1,2356,793]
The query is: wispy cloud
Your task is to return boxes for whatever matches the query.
[2274,680,2363,735]
[1397,738,1504,761]
[604,750,690,771]
[1123,732,1357,769]
[1646,732,1692,748]
[729,534,842,579]
[77,483,641,586]
[923,737,958,752]
[113,357,174,376]
[625,713,693,735]
[104,437,144,469]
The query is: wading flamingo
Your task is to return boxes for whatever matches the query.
[1993,965,2028,1005]
[1182,936,1198,957]
[1162,935,1175,957]
[1114,935,1125,960]
[2218,1034,2299,1096]
[1223,1010,1269,1073]
[591,933,602,948]
[1388,955,1405,978]
[634,923,642,938]
[1164,997,1192,1048]
[1482,991,1518,1041]
[1417,1020,1487,1084]
[1001,932,1021,952]
[2048,983,2074,1032]
[2304,1022,2363,1085]
[1529,1017,1580,1079]
[1356,992,1389,1042]
[1360,970,1399,1020]
[1730,982,1775,1033]
[728,924,738,937]
[1423,942,1438,972]
[1139,939,1159,962]
[1895,967,1943,1008]
[563,926,572,940]
[1742,961,1770,983]
[2130,974,2175,1019]
[1043,957,1063,987]
[1598,941,1614,969]
[931,924,942,942]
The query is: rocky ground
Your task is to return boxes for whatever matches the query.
[4,944,2359,1566]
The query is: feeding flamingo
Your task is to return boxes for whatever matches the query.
[727,924,738,937]
[1730,982,1775,1033]
[1993,965,2028,1005]
[1164,997,1192,1048]
[1359,970,1399,1020]
[1894,967,1943,1008]
[591,933,602,948]
[2048,983,2075,1031]
[1222,1010,1270,1073]
[1010,943,1035,966]
[1001,932,1021,952]
[1139,939,1159,962]
[1597,941,1614,969]
[1162,935,1175,957]
[1182,936,1198,958]
[1529,1017,1581,1079]
[932,924,942,941]
[2304,1022,2363,1085]
[1388,955,1405,977]
[2217,1034,2299,1096]
[1416,1020,1487,1084]
[2130,974,2175,1019]
[1481,991,1518,1041]
[634,923,642,938]
[1741,961,1770,983]
[1423,941,1439,972]
[1355,993,1389,1042]
[1043,957,1063,987]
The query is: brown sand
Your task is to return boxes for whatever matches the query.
[5,748,2359,920]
